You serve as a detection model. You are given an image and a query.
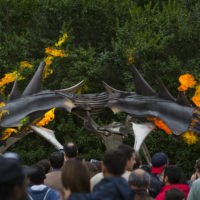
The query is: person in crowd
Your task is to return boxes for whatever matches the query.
[0,154,31,200]
[66,149,134,200]
[90,144,136,190]
[27,165,60,200]
[64,142,78,161]
[149,152,168,198]
[188,159,200,187]
[164,188,185,200]
[155,165,189,200]
[44,151,64,193]
[36,159,51,174]
[62,159,90,195]
[187,175,200,200]
[129,168,154,200]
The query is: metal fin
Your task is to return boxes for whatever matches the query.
[157,77,176,101]
[102,81,126,98]
[29,125,63,150]
[176,91,191,107]
[129,65,156,96]
[22,62,45,97]
[55,80,84,94]
[8,77,21,101]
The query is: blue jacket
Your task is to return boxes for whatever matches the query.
[68,176,134,200]
[27,185,60,200]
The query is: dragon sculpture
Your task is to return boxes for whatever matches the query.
[0,61,199,154]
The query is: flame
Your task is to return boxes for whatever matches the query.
[45,47,68,58]
[126,48,136,65]
[181,131,198,145]
[192,85,200,106]
[55,33,68,47]
[178,74,196,92]
[20,61,33,70]
[1,128,18,140]
[36,108,56,127]
[147,117,172,135]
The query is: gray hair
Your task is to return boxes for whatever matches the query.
[129,169,150,188]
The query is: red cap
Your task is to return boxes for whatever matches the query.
[151,164,165,174]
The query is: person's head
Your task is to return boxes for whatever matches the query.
[102,149,127,177]
[118,144,136,171]
[61,159,90,193]
[28,165,46,185]
[64,142,78,160]
[164,188,185,200]
[129,169,151,190]
[0,156,28,200]
[163,165,182,185]
[151,152,168,174]
[36,159,50,174]
[49,151,64,169]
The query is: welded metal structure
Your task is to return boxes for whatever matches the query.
[0,62,198,156]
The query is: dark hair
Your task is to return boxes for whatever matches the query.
[129,169,150,188]
[118,144,135,161]
[64,142,78,158]
[103,149,126,176]
[29,166,46,185]
[50,151,64,169]
[195,159,200,171]
[164,165,182,184]
[165,188,185,200]
[36,159,50,174]
[140,165,151,174]
[0,179,25,200]
[62,159,90,193]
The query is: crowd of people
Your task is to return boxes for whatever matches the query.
[0,142,199,200]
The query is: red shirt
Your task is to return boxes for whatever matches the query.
[155,184,190,200]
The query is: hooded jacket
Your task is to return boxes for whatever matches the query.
[68,176,134,200]
[155,184,190,200]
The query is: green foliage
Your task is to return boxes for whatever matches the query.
[1,0,200,177]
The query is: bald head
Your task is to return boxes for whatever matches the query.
[129,169,150,190]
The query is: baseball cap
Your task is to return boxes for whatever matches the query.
[151,152,168,174]
[0,154,36,184]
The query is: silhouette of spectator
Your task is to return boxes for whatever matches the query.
[0,153,33,200]
[27,165,60,200]
[36,159,51,174]
[64,142,78,161]
[149,152,168,198]
[44,151,64,193]
[129,169,154,200]
[165,188,185,200]
[62,159,90,193]
[156,165,189,200]
[90,144,136,191]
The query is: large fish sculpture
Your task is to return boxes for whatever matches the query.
[0,62,199,152]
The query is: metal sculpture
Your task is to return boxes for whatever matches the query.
[0,62,198,155]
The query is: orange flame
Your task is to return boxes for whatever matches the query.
[36,108,55,127]
[1,128,18,140]
[147,117,172,134]
[181,131,198,145]
[178,74,196,92]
